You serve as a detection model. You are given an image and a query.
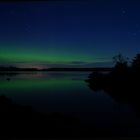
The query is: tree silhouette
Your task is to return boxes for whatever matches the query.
[86,53,140,117]
[131,53,140,71]
[112,53,128,76]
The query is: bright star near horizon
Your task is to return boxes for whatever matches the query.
[122,9,126,14]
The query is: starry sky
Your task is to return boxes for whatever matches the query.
[0,0,140,68]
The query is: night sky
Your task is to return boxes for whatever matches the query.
[0,0,140,68]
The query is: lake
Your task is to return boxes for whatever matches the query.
[0,71,140,135]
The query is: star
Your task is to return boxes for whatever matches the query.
[121,8,126,15]
[132,33,137,36]
[122,10,126,14]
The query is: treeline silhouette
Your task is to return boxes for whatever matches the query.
[86,53,140,116]
[44,67,112,71]
[0,66,112,72]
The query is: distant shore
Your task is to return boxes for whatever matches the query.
[0,66,112,72]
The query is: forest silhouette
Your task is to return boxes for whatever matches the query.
[86,53,140,116]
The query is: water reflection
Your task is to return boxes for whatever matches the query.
[0,71,140,135]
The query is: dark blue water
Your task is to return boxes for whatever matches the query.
[0,71,140,132]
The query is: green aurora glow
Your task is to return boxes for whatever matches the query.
[0,2,140,68]
[0,43,111,68]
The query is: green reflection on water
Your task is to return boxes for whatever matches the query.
[0,79,85,91]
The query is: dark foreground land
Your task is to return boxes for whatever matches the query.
[0,95,80,139]
[0,95,139,139]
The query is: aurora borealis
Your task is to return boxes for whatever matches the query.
[0,0,140,68]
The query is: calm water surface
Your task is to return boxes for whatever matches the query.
[0,71,140,130]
